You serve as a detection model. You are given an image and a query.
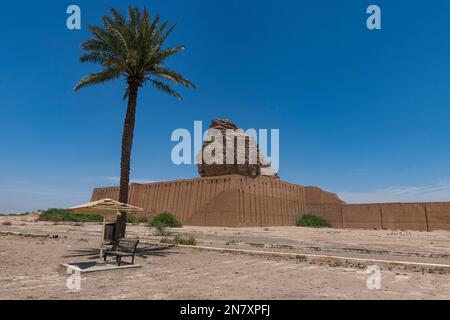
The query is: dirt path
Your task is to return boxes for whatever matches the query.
[1,236,450,300]
[1,221,450,299]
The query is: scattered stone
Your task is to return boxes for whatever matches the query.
[0,230,58,239]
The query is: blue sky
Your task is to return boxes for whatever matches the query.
[1,0,450,213]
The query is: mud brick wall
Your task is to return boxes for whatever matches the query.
[91,178,450,230]
[339,202,450,231]
[235,178,308,227]
[379,203,427,230]
[425,203,450,230]
[303,187,345,228]
[341,204,381,229]
[91,175,339,227]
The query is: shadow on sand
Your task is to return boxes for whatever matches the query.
[63,244,179,261]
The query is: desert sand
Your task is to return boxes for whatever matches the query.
[1,216,450,299]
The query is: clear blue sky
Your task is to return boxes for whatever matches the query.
[1,0,450,213]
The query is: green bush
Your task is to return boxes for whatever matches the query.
[173,235,197,246]
[38,208,103,223]
[150,212,182,228]
[296,213,331,228]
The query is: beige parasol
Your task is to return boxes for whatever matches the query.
[68,199,143,258]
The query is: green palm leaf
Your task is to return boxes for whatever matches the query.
[75,6,196,96]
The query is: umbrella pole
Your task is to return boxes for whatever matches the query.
[99,216,106,259]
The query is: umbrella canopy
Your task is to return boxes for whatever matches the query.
[68,199,144,260]
[68,198,143,216]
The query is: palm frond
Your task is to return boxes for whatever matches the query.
[157,23,176,48]
[150,45,185,64]
[152,66,197,89]
[75,6,196,98]
[109,7,126,26]
[148,15,160,36]
[80,52,104,64]
[148,79,183,101]
[153,21,169,42]
[74,68,122,91]
[122,87,130,101]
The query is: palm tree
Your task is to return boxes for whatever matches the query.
[74,7,196,242]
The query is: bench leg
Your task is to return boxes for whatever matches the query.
[104,253,107,262]
[132,254,135,265]
[118,256,122,266]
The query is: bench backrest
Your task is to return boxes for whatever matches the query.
[116,239,139,252]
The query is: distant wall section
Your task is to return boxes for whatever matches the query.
[309,202,450,231]
[91,177,450,230]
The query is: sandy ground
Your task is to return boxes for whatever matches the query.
[1,218,450,299]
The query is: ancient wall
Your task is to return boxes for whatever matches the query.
[91,178,450,230]
[309,202,450,231]
[91,175,341,227]
[425,203,450,231]
[341,204,381,229]
[91,117,450,230]
[304,187,345,228]
[380,203,427,231]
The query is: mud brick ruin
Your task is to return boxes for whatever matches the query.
[197,119,278,178]
[92,120,450,230]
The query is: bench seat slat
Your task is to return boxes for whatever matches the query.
[103,239,139,265]
[104,251,133,256]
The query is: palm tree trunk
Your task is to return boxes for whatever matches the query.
[115,84,139,243]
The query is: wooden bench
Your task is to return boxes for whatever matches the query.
[103,239,139,266]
